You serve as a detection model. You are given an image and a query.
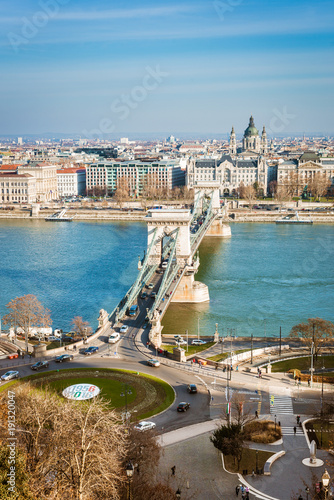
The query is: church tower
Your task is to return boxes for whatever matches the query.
[229,126,236,155]
[261,126,268,155]
[242,115,261,153]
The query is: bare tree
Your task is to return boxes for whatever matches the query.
[114,177,130,209]
[240,184,256,210]
[308,172,331,201]
[289,318,334,359]
[222,393,255,429]
[1,386,128,500]
[71,316,93,339]
[3,295,52,352]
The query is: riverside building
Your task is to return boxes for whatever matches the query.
[86,160,185,196]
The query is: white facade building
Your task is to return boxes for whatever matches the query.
[57,167,86,197]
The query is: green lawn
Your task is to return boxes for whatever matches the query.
[311,422,334,450]
[208,349,249,363]
[1,368,175,421]
[224,448,274,474]
[161,341,215,356]
[271,355,334,373]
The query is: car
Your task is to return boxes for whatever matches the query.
[141,292,148,299]
[176,339,187,346]
[55,354,74,363]
[150,292,156,298]
[177,402,190,412]
[187,384,197,394]
[174,335,183,341]
[108,332,120,344]
[1,371,19,381]
[48,336,61,342]
[84,346,99,355]
[161,261,168,269]
[31,361,49,371]
[191,339,207,345]
[147,283,154,289]
[147,359,160,367]
[120,325,128,333]
[134,421,156,432]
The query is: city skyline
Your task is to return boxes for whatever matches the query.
[1,0,334,136]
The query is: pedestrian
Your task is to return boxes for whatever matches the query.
[278,421,281,427]
[235,484,240,496]
[241,492,245,500]
[215,363,218,370]
[296,415,300,424]
[73,345,77,351]
[171,465,176,476]
[246,490,249,500]
[308,378,310,387]
[236,365,239,371]
[255,410,258,418]
[298,376,301,385]
[295,375,298,385]
[240,485,245,495]
[294,426,297,435]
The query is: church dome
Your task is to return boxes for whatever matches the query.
[244,116,259,137]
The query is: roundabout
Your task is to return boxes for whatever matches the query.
[13,367,175,421]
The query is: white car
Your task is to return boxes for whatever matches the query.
[108,332,120,344]
[191,339,207,345]
[120,325,128,334]
[134,421,156,432]
[147,359,160,367]
[1,371,19,381]
[176,339,187,346]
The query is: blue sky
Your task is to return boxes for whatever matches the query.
[0,0,334,137]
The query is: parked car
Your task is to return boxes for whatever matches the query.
[177,402,190,412]
[147,359,160,367]
[108,332,120,344]
[120,325,128,333]
[1,371,19,381]
[31,361,49,371]
[84,346,99,355]
[187,384,197,394]
[191,339,207,345]
[55,354,74,363]
[134,421,156,431]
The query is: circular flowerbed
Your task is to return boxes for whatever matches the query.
[15,368,175,421]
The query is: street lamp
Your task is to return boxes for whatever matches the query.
[274,414,277,431]
[121,384,132,423]
[125,462,134,500]
[176,488,181,499]
[305,486,310,500]
[321,364,325,447]
[322,469,330,499]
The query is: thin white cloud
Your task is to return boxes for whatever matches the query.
[56,5,198,21]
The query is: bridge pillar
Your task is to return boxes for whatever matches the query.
[194,181,221,212]
[205,219,231,237]
[146,209,192,265]
[171,274,209,303]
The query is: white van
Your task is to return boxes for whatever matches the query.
[108,332,120,344]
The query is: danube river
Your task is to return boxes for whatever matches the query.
[0,220,333,338]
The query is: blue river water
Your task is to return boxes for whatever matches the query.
[0,220,333,338]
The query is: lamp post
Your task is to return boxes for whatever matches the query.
[322,469,330,499]
[321,364,325,447]
[256,449,259,474]
[125,462,134,500]
[121,384,132,423]
[274,414,277,431]
[305,486,310,500]
[176,488,181,499]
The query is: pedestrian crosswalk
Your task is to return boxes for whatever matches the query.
[281,426,304,436]
[269,394,294,414]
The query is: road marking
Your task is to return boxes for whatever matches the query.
[269,394,294,414]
